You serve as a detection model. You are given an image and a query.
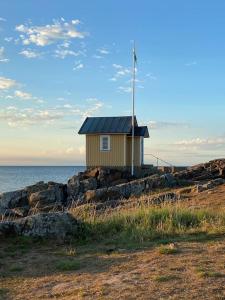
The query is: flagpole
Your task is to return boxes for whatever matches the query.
[131,41,136,176]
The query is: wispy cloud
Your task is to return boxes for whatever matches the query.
[15,19,86,47]
[97,48,109,55]
[0,76,17,90]
[0,98,104,127]
[2,89,44,103]
[0,17,6,22]
[146,73,157,80]
[175,136,225,146]
[93,54,103,59]
[14,90,33,100]
[185,61,197,67]
[0,47,9,63]
[19,49,42,58]
[55,48,85,59]
[148,121,189,130]
[73,61,84,70]
[110,64,131,82]
[118,86,132,93]
[54,39,86,59]
[4,37,13,42]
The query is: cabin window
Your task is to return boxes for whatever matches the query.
[100,135,110,151]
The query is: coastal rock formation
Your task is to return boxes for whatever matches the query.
[0,181,67,218]
[83,174,176,203]
[0,212,81,239]
[1,159,225,225]
[193,178,225,193]
[174,159,225,181]
[28,182,67,208]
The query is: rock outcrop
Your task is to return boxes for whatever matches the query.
[174,159,225,181]
[0,212,82,239]
[83,174,177,203]
[1,159,225,239]
[0,181,67,218]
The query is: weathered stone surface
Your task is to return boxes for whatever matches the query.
[0,212,82,239]
[3,206,29,218]
[24,181,48,195]
[28,183,66,208]
[0,190,28,210]
[82,177,97,192]
[83,173,177,203]
[174,159,225,181]
[193,178,225,193]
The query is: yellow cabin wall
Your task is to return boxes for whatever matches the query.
[86,134,142,167]
[86,134,126,167]
[126,136,141,167]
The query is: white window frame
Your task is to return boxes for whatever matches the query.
[100,135,110,151]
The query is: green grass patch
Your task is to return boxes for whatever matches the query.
[153,274,179,282]
[158,245,180,255]
[9,265,24,272]
[0,288,9,298]
[79,206,225,244]
[196,267,224,278]
[56,259,81,271]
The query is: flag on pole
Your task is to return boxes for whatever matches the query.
[133,46,137,64]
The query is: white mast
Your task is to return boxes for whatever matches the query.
[131,41,136,176]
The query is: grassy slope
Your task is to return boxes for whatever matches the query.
[0,184,225,300]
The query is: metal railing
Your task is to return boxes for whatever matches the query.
[144,153,173,168]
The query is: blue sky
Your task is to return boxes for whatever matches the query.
[0,0,225,166]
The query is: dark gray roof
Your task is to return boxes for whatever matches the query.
[78,116,149,138]
[78,116,137,134]
[128,126,149,138]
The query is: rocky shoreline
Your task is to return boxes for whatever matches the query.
[0,158,225,239]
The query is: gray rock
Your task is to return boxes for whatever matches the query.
[24,181,48,195]
[0,221,21,236]
[0,212,82,239]
[67,177,81,200]
[83,173,176,203]
[3,206,29,218]
[0,190,28,210]
[82,177,97,192]
[29,184,65,208]
[195,178,225,193]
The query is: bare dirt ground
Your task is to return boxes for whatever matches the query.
[0,184,225,300]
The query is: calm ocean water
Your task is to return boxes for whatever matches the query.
[0,166,86,193]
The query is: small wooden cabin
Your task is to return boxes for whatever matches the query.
[78,116,149,168]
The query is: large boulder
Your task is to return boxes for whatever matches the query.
[24,181,48,195]
[0,212,82,239]
[0,190,28,211]
[28,183,66,208]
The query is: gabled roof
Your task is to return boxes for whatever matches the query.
[78,116,137,134]
[78,116,149,138]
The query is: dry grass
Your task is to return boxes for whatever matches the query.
[0,237,225,299]
[0,184,225,300]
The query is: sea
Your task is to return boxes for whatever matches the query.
[0,166,86,193]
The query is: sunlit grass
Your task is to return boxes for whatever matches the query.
[76,205,225,244]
